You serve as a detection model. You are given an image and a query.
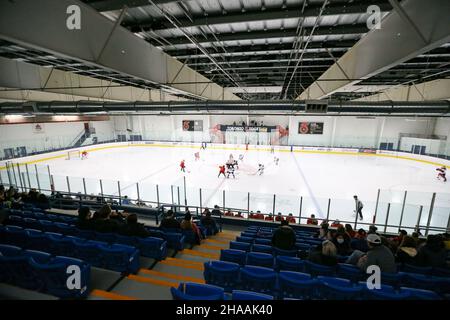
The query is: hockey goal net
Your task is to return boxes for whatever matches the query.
[66,150,81,160]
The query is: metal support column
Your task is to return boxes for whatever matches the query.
[25,164,31,189]
[247,192,250,219]
[82,178,87,195]
[425,193,436,236]
[177,186,180,206]
[100,179,104,202]
[183,176,187,205]
[11,163,18,187]
[136,183,140,203]
[384,204,391,233]
[199,188,203,212]
[272,194,276,216]
[66,176,71,193]
[171,185,174,205]
[416,205,423,231]
[117,181,122,205]
[156,184,160,208]
[299,196,303,222]
[398,191,407,228]
[16,164,24,191]
[34,164,41,193]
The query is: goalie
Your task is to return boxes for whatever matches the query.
[81,151,88,160]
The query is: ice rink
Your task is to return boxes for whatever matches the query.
[26,143,450,232]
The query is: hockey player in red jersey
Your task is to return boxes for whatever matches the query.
[81,151,88,160]
[218,165,226,178]
[180,160,186,172]
[436,166,447,182]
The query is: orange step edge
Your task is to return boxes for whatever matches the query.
[183,249,220,260]
[139,269,205,284]
[159,260,205,271]
[127,274,178,288]
[90,289,138,301]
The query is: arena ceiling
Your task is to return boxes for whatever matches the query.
[79,0,450,100]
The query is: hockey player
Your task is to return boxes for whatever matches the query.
[227,164,236,179]
[353,195,364,220]
[437,166,447,182]
[218,165,226,178]
[81,151,88,160]
[274,157,279,166]
[238,154,244,162]
[180,160,186,172]
[270,146,275,154]
[194,152,200,161]
[257,164,264,175]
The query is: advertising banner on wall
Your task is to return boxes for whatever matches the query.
[182,120,203,131]
[298,122,324,134]
[219,125,277,132]
[32,123,45,134]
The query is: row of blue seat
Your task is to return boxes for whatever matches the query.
[230,240,324,257]
[203,261,444,300]
[5,215,168,261]
[171,283,274,300]
[219,250,450,292]
[0,244,90,299]
[0,225,140,273]
[6,208,78,224]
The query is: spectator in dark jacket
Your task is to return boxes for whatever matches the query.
[120,214,150,238]
[272,220,296,251]
[76,206,93,230]
[396,235,418,265]
[415,234,447,268]
[200,211,218,235]
[332,230,352,256]
[160,210,181,229]
[351,229,369,252]
[211,205,222,217]
[308,240,339,267]
[93,204,122,233]
[357,234,397,273]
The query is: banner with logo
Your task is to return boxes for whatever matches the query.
[33,123,45,134]
[182,120,203,131]
[298,122,324,134]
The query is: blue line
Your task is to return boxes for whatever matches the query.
[291,153,325,218]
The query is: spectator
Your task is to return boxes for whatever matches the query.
[392,229,408,246]
[308,240,339,267]
[93,204,122,233]
[180,211,202,244]
[120,214,150,238]
[368,225,378,235]
[122,196,131,205]
[396,235,418,265]
[286,213,296,224]
[76,206,93,230]
[211,205,222,217]
[306,214,318,225]
[201,211,219,235]
[160,210,181,229]
[345,224,356,238]
[235,211,244,218]
[357,234,397,273]
[224,210,233,217]
[275,212,284,222]
[331,219,343,228]
[351,229,369,252]
[272,219,296,251]
[415,234,447,268]
[202,208,211,216]
[317,223,329,240]
[332,231,352,256]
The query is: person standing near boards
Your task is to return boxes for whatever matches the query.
[354,195,363,221]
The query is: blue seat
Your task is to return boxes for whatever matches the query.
[364,284,411,300]
[230,241,251,252]
[273,247,297,257]
[94,232,117,244]
[252,244,273,254]
[73,240,104,267]
[22,210,34,218]
[241,232,256,238]
[25,229,47,251]
[380,272,404,289]
[432,267,450,278]
[278,271,319,299]
[34,256,91,299]
[402,273,450,294]
[138,237,167,260]
[231,290,274,300]
[304,260,336,277]
[236,236,254,244]
[171,283,225,300]
[0,244,22,256]
[240,266,277,296]
[247,252,274,268]
[54,223,76,236]
[402,264,432,276]
[73,229,96,240]
[49,234,78,256]
[204,260,240,292]
[337,264,364,283]
[7,215,24,227]
[220,249,247,265]
[38,220,57,232]
[5,226,28,247]
[254,238,271,246]
[101,243,140,274]
[116,234,139,247]
[164,232,186,251]
[23,218,39,229]
[23,250,52,264]
[0,254,43,291]
[400,287,442,300]
[33,212,46,220]
[317,276,364,300]
[275,255,304,272]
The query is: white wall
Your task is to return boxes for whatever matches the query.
[433,117,450,155]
